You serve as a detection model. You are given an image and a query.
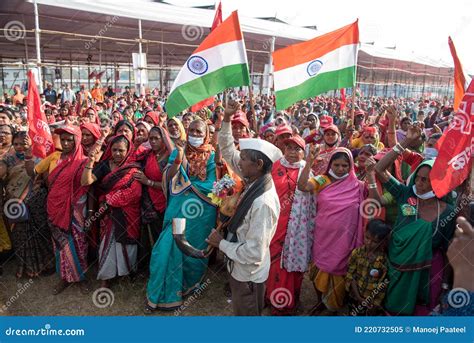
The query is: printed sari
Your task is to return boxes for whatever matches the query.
[47,126,89,283]
[147,137,217,310]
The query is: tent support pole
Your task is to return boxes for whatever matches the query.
[33,0,43,92]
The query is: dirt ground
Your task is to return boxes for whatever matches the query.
[0,252,320,317]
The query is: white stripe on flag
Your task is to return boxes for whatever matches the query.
[170,40,247,93]
[273,43,358,91]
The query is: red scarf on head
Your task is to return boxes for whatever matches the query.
[47,125,88,231]
[144,112,161,126]
[80,123,101,141]
[184,120,213,181]
[82,106,100,124]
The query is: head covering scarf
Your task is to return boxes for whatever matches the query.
[113,119,136,141]
[167,117,186,141]
[144,112,161,126]
[133,125,174,162]
[100,134,134,166]
[184,119,213,181]
[82,106,100,124]
[80,122,101,141]
[47,126,88,231]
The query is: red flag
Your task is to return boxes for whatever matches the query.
[191,97,215,112]
[448,37,472,111]
[211,2,223,31]
[27,70,54,158]
[340,88,346,110]
[430,79,474,198]
[190,2,222,113]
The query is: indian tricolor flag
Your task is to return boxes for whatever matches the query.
[166,11,249,116]
[273,20,359,110]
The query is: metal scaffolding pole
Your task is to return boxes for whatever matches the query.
[138,19,144,96]
[33,0,43,92]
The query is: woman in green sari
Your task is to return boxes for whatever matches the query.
[145,119,217,312]
[375,125,456,315]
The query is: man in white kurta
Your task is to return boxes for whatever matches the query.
[207,100,281,315]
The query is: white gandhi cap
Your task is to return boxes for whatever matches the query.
[239,138,283,163]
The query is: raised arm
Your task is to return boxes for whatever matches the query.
[218,100,243,178]
[297,144,320,192]
[375,124,422,182]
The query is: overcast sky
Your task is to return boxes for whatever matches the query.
[166,0,474,73]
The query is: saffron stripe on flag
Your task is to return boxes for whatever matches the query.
[194,11,243,53]
[273,20,358,72]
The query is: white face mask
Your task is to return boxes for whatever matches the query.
[423,147,438,159]
[188,136,204,147]
[328,169,349,180]
[169,132,180,139]
[412,185,436,200]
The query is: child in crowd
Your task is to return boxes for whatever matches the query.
[345,219,390,316]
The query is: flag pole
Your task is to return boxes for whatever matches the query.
[350,87,356,123]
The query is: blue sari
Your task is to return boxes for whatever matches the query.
[146,149,217,309]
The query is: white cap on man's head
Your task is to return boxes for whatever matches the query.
[239,138,282,163]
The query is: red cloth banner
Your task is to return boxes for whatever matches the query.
[27,70,54,158]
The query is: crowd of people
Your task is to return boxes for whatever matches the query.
[0,80,472,317]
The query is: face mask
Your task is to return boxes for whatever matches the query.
[169,132,180,139]
[412,185,436,200]
[188,136,204,147]
[328,169,349,180]
[423,147,438,159]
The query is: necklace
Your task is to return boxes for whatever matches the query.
[416,198,440,237]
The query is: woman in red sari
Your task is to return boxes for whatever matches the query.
[266,135,315,315]
[81,135,142,288]
[133,126,173,274]
[33,125,90,295]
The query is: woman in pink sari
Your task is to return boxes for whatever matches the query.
[298,147,366,314]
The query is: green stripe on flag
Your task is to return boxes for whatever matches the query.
[166,63,250,116]
[275,66,356,110]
